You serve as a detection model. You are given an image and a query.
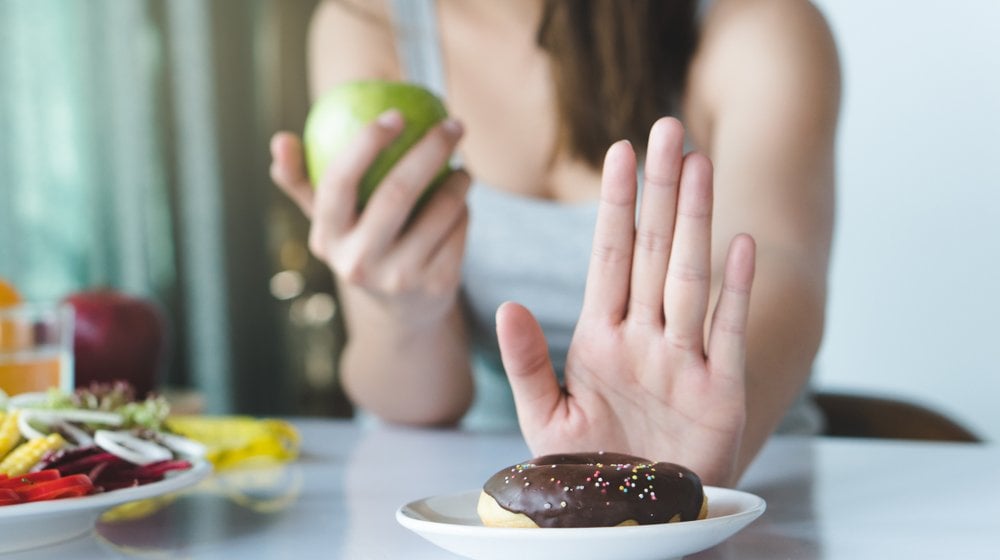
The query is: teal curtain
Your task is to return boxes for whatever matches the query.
[0,0,347,416]
[0,0,173,299]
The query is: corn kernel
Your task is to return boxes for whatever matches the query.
[0,433,65,476]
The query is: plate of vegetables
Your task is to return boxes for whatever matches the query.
[0,383,210,553]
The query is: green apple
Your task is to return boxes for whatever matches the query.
[303,80,451,210]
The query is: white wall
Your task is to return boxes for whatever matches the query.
[810,1,1000,441]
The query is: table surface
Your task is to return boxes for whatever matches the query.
[5,418,999,559]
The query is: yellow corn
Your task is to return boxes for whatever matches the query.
[0,410,22,460]
[0,433,65,476]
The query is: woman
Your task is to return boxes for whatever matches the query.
[270,0,840,486]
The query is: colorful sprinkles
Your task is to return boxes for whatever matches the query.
[498,453,675,507]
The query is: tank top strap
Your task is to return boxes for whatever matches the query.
[389,0,447,97]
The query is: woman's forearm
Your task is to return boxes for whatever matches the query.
[732,252,828,477]
[337,286,473,425]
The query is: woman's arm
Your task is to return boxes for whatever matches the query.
[687,0,841,473]
[271,0,475,424]
[493,0,840,487]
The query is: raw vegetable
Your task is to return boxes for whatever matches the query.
[42,382,170,431]
[0,411,21,458]
[0,433,65,476]
[33,446,191,491]
[93,430,172,466]
[0,382,202,507]
[0,469,95,505]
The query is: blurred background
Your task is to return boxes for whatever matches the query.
[0,0,343,417]
[0,1,997,439]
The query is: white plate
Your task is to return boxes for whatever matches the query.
[0,459,211,554]
[397,486,765,560]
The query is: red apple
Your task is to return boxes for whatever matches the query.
[64,289,166,397]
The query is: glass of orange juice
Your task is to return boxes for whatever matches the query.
[0,302,74,396]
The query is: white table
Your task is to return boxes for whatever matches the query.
[7,418,1000,559]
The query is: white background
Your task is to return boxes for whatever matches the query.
[811,1,1000,441]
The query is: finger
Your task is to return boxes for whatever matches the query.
[663,152,714,351]
[628,117,685,326]
[270,132,316,218]
[496,301,562,433]
[355,117,464,256]
[580,140,638,324]
[421,204,469,297]
[387,169,471,272]
[707,234,756,379]
[312,110,407,237]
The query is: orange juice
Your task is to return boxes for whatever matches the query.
[0,347,64,395]
[0,302,74,396]
[0,319,30,352]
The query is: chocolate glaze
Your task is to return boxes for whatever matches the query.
[483,452,704,528]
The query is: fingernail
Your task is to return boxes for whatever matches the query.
[606,139,632,159]
[442,118,463,137]
[376,109,403,128]
[269,133,287,156]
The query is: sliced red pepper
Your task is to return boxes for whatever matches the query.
[0,488,20,505]
[0,469,61,489]
[14,474,94,502]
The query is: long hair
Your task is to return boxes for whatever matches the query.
[537,0,699,168]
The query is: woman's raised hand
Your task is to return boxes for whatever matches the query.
[496,117,756,487]
[269,111,471,325]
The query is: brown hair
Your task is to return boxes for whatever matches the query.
[537,0,699,168]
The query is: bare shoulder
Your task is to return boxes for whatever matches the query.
[694,0,841,87]
[684,0,841,141]
[307,0,402,99]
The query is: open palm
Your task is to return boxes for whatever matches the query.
[496,118,756,487]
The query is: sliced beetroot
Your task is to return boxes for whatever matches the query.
[55,452,125,476]
[31,445,103,472]
[29,436,194,493]
[134,459,192,478]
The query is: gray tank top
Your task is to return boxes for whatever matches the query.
[389,0,822,435]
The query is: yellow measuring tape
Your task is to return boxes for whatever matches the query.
[165,416,301,471]
[101,416,302,523]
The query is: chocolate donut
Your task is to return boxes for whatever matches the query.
[477,452,707,528]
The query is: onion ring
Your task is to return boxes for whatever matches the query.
[94,430,173,465]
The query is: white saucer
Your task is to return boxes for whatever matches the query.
[397,486,766,560]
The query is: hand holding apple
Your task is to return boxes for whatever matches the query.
[303,80,451,210]
[65,289,166,398]
[271,79,469,330]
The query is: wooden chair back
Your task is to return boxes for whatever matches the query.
[814,391,981,443]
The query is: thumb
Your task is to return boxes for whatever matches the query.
[270,132,315,218]
[496,301,561,433]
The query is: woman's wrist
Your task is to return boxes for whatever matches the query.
[339,299,473,424]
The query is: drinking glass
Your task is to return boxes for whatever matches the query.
[0,302,74,396]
